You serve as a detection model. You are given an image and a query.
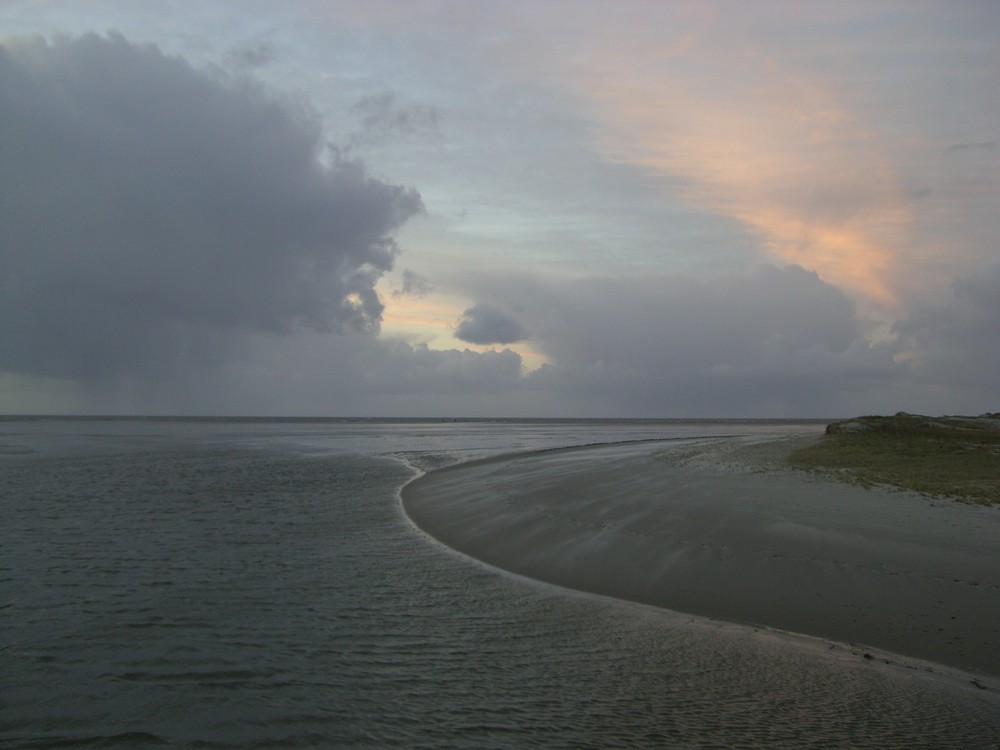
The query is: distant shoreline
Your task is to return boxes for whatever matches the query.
[787,413,1000,505]
[0,414,833,424]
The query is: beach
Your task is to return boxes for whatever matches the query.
[403,434,1000,678]
[6,418,1000,747]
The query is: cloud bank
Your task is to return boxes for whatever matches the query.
[0,32,421,381]
[0,24,996,418]
[894,262,1000,394]
[466,265,900,416]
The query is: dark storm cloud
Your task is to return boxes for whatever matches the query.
[369,341,524,395]
[894,262,1000,394]
[215,334,525,411]
[0,33,422,381]
[464,265,900,415]
[455,303,528,345]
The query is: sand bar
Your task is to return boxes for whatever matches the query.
[402,435,1000,677]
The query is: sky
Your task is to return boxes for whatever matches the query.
[1,0,998,417]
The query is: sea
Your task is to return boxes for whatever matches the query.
[2,417,999,749]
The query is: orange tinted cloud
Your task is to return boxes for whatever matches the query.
[573,24,909,308]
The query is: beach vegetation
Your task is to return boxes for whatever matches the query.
[787,413,1000,505]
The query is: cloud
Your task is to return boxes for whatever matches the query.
[350,91,440,146]
[225,37,277,69]
[455,303,529,345]
[392,269,434,298]
[419,1,969,309]
[0,32,422,382]
[460,264,902,415]
[893,262,1000,395]
[369,341,524,395]
[946,142,996,152]
[576,49,908,307]
[201,262,996,417]
[6,255,989,418]
[0,334,529,418]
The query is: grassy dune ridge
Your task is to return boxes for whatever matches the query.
[787,412,1000,505]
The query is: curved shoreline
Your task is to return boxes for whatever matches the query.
[402,434,1000,678]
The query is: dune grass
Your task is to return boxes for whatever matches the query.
[787,413,1000,505]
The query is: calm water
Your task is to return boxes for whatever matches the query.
[2,418,998,748]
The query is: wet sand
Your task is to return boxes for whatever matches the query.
[402,435,1000,677]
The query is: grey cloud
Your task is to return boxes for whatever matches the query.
[31,332,527,417]
[520,265,861,370]
[893,262,1000,393]
[350,91,440,146]
[225,38,277,69]
[463,265,901,415]
[0,32,422,382]
[393,269,434,298]
[370,342,523,395]
[324,263,992,416]
[455,303,529,345]
[154,334,527,416]
[946,141,996,152]
[8,259,966,417]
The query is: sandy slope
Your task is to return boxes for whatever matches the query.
[402,435,1000,677]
